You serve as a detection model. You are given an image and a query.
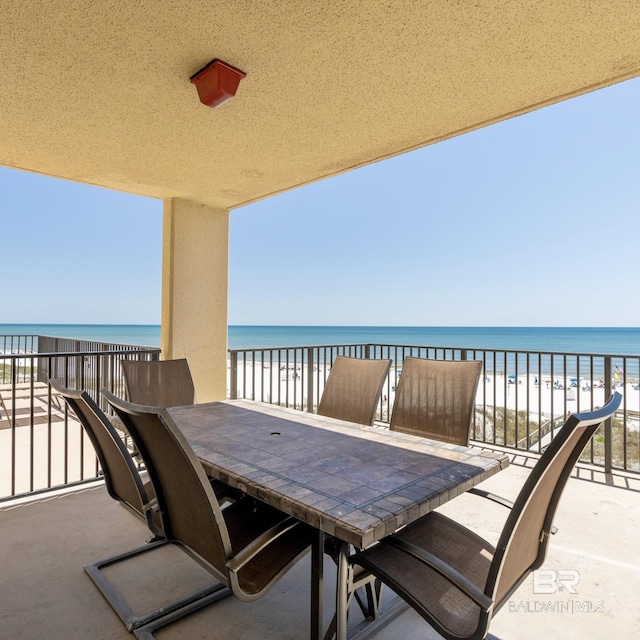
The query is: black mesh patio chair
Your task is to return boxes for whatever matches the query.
[390,357,483,445]
[121,358,195,407]
[49,378,163,539]
[338,392,622,640]
[97,389,314,637]
[318,356,392,426]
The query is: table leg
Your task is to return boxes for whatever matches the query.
[311,529,324,640]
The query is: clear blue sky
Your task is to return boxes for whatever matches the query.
[3,77,640,326]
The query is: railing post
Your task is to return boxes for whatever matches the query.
[364,344,371,359]
[604,356,613,474]
[229,352,238,399]
[460,349,468,361]
[10,358,17,496]
[306,347,314,413]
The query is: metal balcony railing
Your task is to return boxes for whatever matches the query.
[0,335,160,501]
[229,343,640,475]
[3,335,638,502]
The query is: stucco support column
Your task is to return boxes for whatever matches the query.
[161,198,229,402]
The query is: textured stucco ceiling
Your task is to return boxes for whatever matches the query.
[2,1,640,210]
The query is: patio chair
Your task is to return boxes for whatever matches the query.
[316,355,391,625]
[318,356,392,426]
[49,378,163,539]
[96,389,314,636]
[122,358,243,506]
[390,357,483,445]
[121,358,195,407]
[338,392,622,640]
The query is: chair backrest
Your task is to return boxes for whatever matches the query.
[102,389,233,585]
[121,358,195,407]
[487,392,622,614]
[390,358,482,445]
[49,378,151,521]
[317,356,392,426]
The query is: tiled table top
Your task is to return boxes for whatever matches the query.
[166,399,509,549]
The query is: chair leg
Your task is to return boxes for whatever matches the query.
[336,542,351,640]
[354,579,383,621]
[132,587,232,639]
[84,540,229,632]
[326,536,383,624]
[325,542,385,640]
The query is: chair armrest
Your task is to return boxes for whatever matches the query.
[383,537,493,611]
[142,496,158,511]
[226,516,304,573]
[468,487,514,509]
[468,487,557,534]
[140,496,158,513]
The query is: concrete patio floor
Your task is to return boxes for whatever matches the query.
[1,453,639,640]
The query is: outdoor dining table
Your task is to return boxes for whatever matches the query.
[166,399,509,640]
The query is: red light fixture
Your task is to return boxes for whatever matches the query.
[190,59,246,108]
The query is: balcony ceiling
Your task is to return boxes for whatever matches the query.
[2,1,640,210]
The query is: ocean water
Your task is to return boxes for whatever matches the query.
[0,324,161,347]
[228,326,640,355]
[1,324,640,355]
